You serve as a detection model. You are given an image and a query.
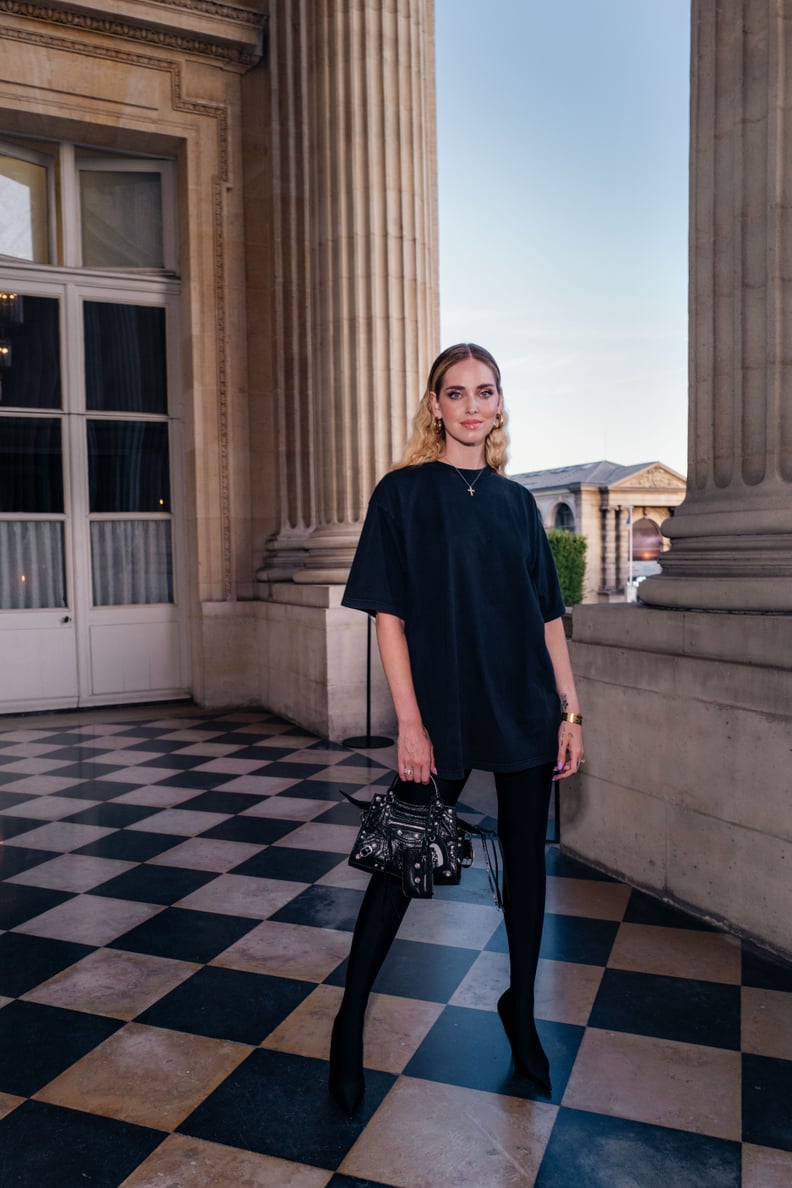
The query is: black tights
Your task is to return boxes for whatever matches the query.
[336,765,553,1042]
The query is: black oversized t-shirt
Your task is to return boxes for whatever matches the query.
[342,462,566,779]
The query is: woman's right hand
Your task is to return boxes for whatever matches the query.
[397,721,435,784]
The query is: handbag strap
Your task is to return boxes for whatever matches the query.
[338,774,443,815]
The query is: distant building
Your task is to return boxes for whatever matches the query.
[512,461,687,603]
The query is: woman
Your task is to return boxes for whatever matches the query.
[330,343,583,1116]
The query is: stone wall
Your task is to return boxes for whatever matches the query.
[565,604,792,959]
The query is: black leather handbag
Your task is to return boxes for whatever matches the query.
[339,775,502,904]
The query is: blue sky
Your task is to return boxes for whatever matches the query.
[435,0,691,476]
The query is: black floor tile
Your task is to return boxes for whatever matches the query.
[271,885,365,932]
[589,968,741,1049]
[535,1106,741,1187]
[179,1048,395,1168]
[742,1053,792,1151]
[109,906,258,963]
[0,816,48,842]
[231,846,343,882]
[287,779,353,800]
[0,882,74,929]
[251,761,327,779]
[404,1004,582,1102]
[0,844,58,879]
[430,863,502,907]
[0,1000,121,1096]
[742,946,792,992]
[0,1100,163,1188]
[545,848,619,883]
[334,754,389,771]
[75,830,183,862]
[62,802,160,828]
[136,753,216,769]
[138,967,314,1044]
[316,801,365,825]
[43,744,126,760]
[201,816,301,845]
[0,789,36,811]
[44,760,130,780]
[124,738,202,753]
[91,863,216,905]
[153,771,227,790]
[0,771,39,787]
[0,932,93,997]
[485,912,620,966]
[172,789,267,815]
[623,888,720,932]
[217,744,299,762]
[51,780,143,802]
[328,1176,399,1188]
[326,937,479,1004]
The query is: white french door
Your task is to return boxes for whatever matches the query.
[0,274,190,712]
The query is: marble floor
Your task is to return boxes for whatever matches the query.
[0,703,791,1187]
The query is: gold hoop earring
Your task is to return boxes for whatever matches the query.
[433,417,444,435]
[494,413,504,430]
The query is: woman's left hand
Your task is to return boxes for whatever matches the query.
[554,722,584,781]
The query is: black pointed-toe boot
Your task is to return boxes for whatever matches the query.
[328,871,411,1117]
[497,986,552,1095]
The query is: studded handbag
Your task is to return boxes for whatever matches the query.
[339,774,502,904]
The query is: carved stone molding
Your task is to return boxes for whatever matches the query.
[0,0,265,66]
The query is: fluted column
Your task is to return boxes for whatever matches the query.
[296,0,439,581]
[642,0,792,611]
[256,0,315,581]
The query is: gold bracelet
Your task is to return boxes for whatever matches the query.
[560,711,583,726]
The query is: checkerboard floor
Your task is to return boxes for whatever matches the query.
[1,704,791,1187]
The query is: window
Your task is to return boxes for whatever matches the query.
[554,502,575,531]
[0,135,176,273]
[0,145,53,264]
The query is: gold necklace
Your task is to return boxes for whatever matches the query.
[451,465,486,496]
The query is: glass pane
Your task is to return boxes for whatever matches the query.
[0,155,49,263]
[80,171,163,268]
[0,521,66,609]
[0,417,63,513]
[0,294,61,409]
[91,520,172,605]
[87,420,170,513]
[84,302,166,413]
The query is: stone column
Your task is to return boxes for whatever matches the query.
[259,0,440,585]
[598,503,618,595]
[641,0,792,611]
[255,0,315,582]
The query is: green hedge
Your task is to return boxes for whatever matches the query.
[546,528,587,607]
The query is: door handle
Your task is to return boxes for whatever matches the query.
[61,615,71,624]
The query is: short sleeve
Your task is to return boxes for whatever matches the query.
[530,500,566,621]
[342,494,407,619]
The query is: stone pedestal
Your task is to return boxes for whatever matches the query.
[565,605,792,958]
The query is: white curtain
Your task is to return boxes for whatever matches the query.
[0,521,65,609]
[91,519,172,605]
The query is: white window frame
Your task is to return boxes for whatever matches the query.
[0,139,57,265]
[73,155,178,274]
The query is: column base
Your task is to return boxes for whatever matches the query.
[255,584,395,740]
[564,603,792,959]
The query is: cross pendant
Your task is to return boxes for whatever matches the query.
[467,487,475,496]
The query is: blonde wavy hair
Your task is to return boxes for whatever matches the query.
[396,343,510,474]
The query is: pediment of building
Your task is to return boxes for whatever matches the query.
[612,463,685,491]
